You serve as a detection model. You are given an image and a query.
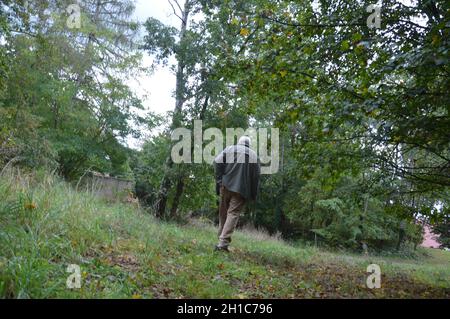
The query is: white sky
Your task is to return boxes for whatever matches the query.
[126,0,183,149]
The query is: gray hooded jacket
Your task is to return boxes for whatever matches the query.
[214,144,261,201]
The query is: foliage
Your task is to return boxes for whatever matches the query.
[0,0,145,179]
[433,210,450,248]
[135,0,450,250]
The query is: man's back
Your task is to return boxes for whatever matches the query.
[214,143,260,200]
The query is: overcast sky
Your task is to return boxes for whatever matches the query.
[126,0,183,149]
[132,0,180,115]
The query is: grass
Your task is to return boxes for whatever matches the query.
[0,169,449,299]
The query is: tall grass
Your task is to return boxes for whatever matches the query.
[0,168,152,298]
[0,168,449,298]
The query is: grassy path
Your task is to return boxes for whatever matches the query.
[0,171,449,298]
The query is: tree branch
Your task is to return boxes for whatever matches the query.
[168,0,183,23]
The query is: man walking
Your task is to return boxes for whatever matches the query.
[213,136,261,252]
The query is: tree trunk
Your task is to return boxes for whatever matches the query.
[170,177,185,218]
[276,136,286,234]
[155,0,191,218]
[168,93,209,216]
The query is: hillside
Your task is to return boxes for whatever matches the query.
[0,170,449,299]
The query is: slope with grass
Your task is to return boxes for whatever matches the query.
[0,170,449,299]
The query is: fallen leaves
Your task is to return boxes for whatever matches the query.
[24,202,37,210]
[76,233,449,299]
[240,28,250,37]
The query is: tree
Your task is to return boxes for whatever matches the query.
[204,0,449,225]
[433,211,450,248]
[141,0,251,218]
[143,0,193,217]
[0,0,145,179]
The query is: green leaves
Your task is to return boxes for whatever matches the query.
[340,40,350,51]
[0,0,146,179]
[142,17,178,64]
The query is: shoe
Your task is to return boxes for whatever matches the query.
[214,245,229,252]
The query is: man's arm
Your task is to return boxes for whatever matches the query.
[250,159,261,200]
[214,151,226,195]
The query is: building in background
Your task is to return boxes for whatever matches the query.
[421,225,441,249]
